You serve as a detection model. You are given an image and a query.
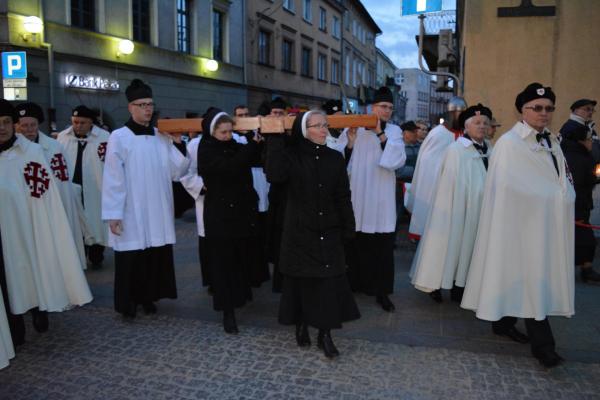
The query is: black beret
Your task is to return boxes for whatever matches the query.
[0,99,17,122]
[270,97,288,111]
[322,99,343,115]
[400,121,419,131]
[72,105,96,120]
[15,102,45,123]
[570,99,597,111]
[459,103,493,129]
[515,82,555,113]
[373,86,393,104]
[125,78,153,102]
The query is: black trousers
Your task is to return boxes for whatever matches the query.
[492,317,555,354]
[85,244,105,264]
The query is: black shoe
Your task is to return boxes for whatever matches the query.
[533,349,564,368]
[581,267,600,283]
[122,303,137,319]
[31,309,49,333]
[493,327,530,344]
[450,286,464,302]
[317,330,339,358]
[429,289,443,303]
[376,295,396,312]
[142,302,157,315]
[223,311,239,334]
[295,324,311,347]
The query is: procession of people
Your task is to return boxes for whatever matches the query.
[0,77,597,367]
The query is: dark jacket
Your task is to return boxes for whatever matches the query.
[560,118,600,163]
[197,133,261,238]
[561,138,596,221]
[265,114,355,278]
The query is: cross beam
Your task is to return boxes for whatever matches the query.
[156,114,378,135]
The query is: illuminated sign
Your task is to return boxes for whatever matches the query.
[65,74,120,91]
[402,0,442,16]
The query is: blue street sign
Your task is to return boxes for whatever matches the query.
[402,0,443,16]
[2,51,27,79]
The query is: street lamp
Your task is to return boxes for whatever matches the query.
[22,15,43,41]
[117,39,134,58]
[206,59,219,72]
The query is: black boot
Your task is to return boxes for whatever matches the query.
[532,349,564,368]
[142,302,157,315]
[223,310,239,334]
[317,330,339,358]
[31,308,49,333]
[376,295,396,312]
[450,285,464,302]
[581,267,600,283]
[429,289,443,303]
[295,323,311,347]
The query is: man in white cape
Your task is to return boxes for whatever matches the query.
[461,83,574,368]
[102,79,190,318]
[406,100,466,240]
[333,87,406,312]
[57,105,110,269]
[410,104,492,303]
[0,99,92,346]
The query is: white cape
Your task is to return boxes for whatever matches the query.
[407,124,455,237]
[57,125,110,246]
[0,286,15,370]
[410,137,488,292]
[0,135,93,314]
[102,127,190,251]
[461,122,575,321]
[180,137,206,237]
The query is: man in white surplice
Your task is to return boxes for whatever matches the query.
[409,104,492,304]
[57,105,111,269]
[461,83,574,368]
[102,79,190,319]
[334,87,406,312]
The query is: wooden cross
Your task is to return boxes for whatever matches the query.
[156,114,378,135]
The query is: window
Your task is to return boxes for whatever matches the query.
[317,53,327,80]
[319,7,327,31]
[332,16,340,39]
[177,0,191,53]
[344,11,350,31]
[331,59,339,84]
[212,9,224,61]
[283,0,295,13]
[352,20,357,37]
[282,39,293,71]
[71,0,95,30]
[301,47,312,77]
[344,54,350,85]
[303,0,312,22]
[258,30,271,65]
[132,0,150,43]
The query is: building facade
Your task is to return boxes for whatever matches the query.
[1,0,246,132]
[375,47,405,123]
[396,68,431,123]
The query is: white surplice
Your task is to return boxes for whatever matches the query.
[0,286,15,370]
[101,126,190,251]
[336,123,406,233]
[406,124,455,237]
[410,137,488,292]
[461,122,575,321]
[180,137,206,237]
[0,135,93,314]
[57,125,110,246]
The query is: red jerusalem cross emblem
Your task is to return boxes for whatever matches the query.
[23,162,51,198]
[97,142,107,162]
[50,153,69,181]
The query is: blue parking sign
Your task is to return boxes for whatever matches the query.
[2,52,27,79]
[402,0,443,16]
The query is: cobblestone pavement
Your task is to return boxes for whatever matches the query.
[1,212,600,399]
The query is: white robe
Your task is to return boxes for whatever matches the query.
[180,137,206,237]
[102,126,190,251]
[461,122,575,321]
[336,123,406,233]
[410,137,488,292]
[57,125,110,246]
[36,132,87,269]
[233,133,270,212]
[0,135,93,314]
[0,286,15,370]
[406,124,455,237]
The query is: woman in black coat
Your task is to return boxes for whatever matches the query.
[265,110,360,358]
[561,124,600,283]
[197,107,263,333]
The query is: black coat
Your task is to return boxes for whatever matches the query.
[561,138,596,221]
[265,135,355,278]
[197,134,261,238]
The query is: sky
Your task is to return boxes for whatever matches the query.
[362,0,456,69]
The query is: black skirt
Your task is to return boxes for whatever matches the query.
[113,245,177,314]
[278,274,360,330]
[198,236,211,287]
[347,232,395,295]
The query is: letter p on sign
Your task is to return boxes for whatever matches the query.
[2,52,27,79]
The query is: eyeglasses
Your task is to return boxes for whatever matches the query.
[307,123,330,130]
[131,102,155,109]
[524,105,555,113]
[582,107,596,113]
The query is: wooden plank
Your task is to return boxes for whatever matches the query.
[157,118,202,134]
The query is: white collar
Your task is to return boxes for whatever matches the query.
[569,113,587,125]
[515,121,553,140]
[456,136,473,148]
